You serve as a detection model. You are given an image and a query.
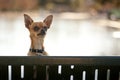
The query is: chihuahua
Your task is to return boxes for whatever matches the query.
[24,14,53,56]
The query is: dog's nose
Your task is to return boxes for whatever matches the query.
[40,29,46,35]
[37,27,48,36]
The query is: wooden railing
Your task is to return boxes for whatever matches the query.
[0,56,119,80]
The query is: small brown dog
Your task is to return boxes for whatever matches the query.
[24,14,53,56]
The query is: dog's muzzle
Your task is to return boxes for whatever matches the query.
[38,28,47,36]
[40,29,46,35]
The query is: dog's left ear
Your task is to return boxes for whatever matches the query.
[24,14,33,29]
[43,15,53,28]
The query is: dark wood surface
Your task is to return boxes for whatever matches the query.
[0,56,119,80]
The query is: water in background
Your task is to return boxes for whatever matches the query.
[0,11,120,56]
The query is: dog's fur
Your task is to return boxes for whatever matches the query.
[24,14,53,56]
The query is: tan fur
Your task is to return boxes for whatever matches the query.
[24,14,53,56]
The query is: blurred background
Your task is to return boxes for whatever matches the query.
[0,0,120,56]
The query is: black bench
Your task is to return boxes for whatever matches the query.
[0,56,119,80]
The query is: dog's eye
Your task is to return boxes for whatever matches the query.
[34,26,40,31]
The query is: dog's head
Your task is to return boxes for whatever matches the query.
[24,14,53,38]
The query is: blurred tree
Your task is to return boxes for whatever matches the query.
[71,0,90,11]
[115,0,120,8]
[0,0,39,11]
[0,0,11,11]
[39,0,47,6]
[95,0,119,8]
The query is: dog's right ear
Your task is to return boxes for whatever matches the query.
[24,14,33,29]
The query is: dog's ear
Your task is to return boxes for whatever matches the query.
[24,14,33,29]
[43,15,53,28]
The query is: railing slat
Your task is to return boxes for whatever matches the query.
[85,66,95,80]
[49,65,61,80]
[73,65,83,80]
[98,66,108,80]
[110,66,120,80]
[61,65,72,80]
[36,65,46,80]
[12,65,21,80]
[0,65,8,80]
[24,65,34,80]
